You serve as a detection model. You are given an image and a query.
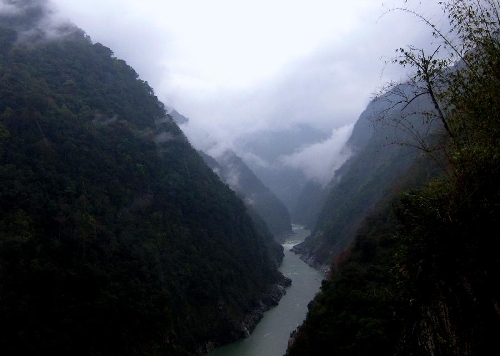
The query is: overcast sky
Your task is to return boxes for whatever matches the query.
[45,0,443,182]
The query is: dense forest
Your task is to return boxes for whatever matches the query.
[287,1,500,355]
[0,3,289,356]
[291,89,434,270]
[200,149,292,242]
[2,0,500,355]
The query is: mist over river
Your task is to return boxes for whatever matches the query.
[208,225,324,356]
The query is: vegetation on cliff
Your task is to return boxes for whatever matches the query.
[0,5,285,355]
[200,150,292,242]
[287,1,500,354]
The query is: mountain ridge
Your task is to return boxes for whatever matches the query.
[0,7,288,355]
[200,149,293,242]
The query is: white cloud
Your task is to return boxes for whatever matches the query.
[0,3,20,15]
[45,0,445,183]
[280,124,355,185]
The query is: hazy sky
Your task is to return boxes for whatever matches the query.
[43,0,442,182]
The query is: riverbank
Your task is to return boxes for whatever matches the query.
[207,226,324,356]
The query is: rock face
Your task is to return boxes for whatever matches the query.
[199,274,292,355]
[291,243,331,276]
[240,275,292,337]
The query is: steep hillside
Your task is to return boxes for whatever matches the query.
[290,180,327,230]
[0,7,287,356]
[287,2,500,355]
[200,150,292,241]
[167,107,189,125]
[238,124,331,212]
[292,86,439,270]
[286,205,403,356]
[290,116,372,231]
[286,147,443,356]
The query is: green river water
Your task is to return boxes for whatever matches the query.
[208,225,324,356]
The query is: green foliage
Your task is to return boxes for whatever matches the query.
[385,2,500,353]
[286,208,403,356]
[288,1,500,355]
[200,150,292,241]
[295,108,425,267]
[393,163,500,354]
[0,24,283,356]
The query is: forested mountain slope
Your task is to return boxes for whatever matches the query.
[286,143,444,356]
[292,86,436,270]
[0,7,287,356]
[290,180,326,230]
[287,1,500,355]
[200,150,292,242]
[238,124,331,212]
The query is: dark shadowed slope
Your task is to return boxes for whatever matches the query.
[292,85,438,270]
[200,150,292,242]
[0,5,286,355]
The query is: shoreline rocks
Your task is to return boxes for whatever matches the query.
[291,244,330,276]
[200,274,292,355]
[240,274,292,337]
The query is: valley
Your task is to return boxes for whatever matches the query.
[1,1,499,356]
[208,225,323,356]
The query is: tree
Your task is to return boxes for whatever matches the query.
[374,0,500,172]
[377,2,500,354]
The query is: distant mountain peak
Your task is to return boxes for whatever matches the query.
[199,149,292,240]
[166,107,189,125]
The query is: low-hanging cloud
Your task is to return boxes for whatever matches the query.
[45,0,445,138]
[28,0,445,192]
[0,0,79,43]
[0,2,21,15]
[280,123,355,186]
[168,3,442,163]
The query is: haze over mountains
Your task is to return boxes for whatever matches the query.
[285,0,500,352]
[0,2,290,355]
[2,1,500,356]
[235,123,353,213]
[292,84,440,270]
[200,149,292,241]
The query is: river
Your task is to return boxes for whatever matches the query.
[208,225,324,356]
